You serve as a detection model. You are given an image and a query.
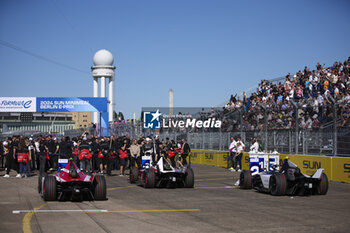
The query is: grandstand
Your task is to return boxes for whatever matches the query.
[217,57,350,155]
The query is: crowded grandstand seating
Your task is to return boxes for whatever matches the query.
[224,57,350,131]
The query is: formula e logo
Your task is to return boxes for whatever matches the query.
[143,109,161,129]
[23,100,32,108]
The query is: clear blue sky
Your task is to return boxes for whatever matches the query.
[1,0,349,119]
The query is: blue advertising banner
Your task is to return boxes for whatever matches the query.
[36,97,107,112]
[100,111,109,136]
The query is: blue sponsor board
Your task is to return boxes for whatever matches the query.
[37,97,107,112]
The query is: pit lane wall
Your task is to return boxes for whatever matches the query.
[191,149,350,183]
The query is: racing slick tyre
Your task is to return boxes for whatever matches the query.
[144,168,156,188]
[43,175,57,201]
[38,172,47,194]
[94,175,107,200]
[184,167,194,188]
[129,166,139,183]
[269,173,287,196]
[239,170,252,189]
[316,173,329,195]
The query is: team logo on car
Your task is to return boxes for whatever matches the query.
[143,109,162,129]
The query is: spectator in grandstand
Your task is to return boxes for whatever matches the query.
[338,103,350,127]
[226,57,350,132]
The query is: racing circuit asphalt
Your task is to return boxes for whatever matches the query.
[1,164,350,233]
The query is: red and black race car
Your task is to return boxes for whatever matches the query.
[38,158,107,201]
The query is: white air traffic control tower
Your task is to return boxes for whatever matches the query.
[91,49,116,124]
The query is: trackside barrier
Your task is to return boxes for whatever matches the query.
[191,150,250,170]
[190,150,228,168]
[191,149,350,183]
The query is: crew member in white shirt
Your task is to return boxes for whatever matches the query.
[250,138,259,153]
[229,137,237,171]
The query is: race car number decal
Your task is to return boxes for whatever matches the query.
[249,153,279,175]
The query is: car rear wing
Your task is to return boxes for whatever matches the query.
[312,168,324,179]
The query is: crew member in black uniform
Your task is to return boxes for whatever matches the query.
[47,136,59,171]
[167,140,176,168]
[78,137,91,172]
[99,137,110,175]
[90,137,100,172]
[3,137,16,177]
[181,138,191,166]
[38,137,49,176]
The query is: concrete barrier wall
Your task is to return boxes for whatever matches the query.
[191,149,350,183]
